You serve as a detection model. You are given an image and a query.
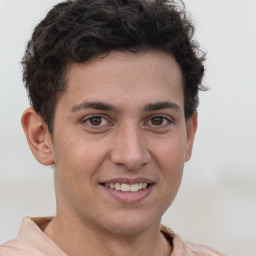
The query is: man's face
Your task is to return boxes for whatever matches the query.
[50,51,196,235]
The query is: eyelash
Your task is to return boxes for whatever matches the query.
[81,115,111,128]
[81,114,173,129]
[145,115,172,128]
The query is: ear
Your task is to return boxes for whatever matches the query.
[185,111,198,162]
[21,108,54,165]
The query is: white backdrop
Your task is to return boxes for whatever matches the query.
[0,1,255,255]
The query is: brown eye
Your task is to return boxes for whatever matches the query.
[82,115,111,131]
[88,116,104,126]
[151,116,164,126]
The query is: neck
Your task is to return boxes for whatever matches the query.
[44,214,172,256]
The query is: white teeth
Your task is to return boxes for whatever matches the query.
[121,184,130,192]
[115,183,121,191]
[130,184,139,192]
[104,183,148,192]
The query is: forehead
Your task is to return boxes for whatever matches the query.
[60,50,184,112]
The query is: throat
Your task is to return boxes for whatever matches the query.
[43,217,171,256]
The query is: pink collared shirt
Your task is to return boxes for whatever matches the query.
[0,217,228,256]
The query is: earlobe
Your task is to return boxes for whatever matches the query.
[185,111,198,162]
[21,108,54,166]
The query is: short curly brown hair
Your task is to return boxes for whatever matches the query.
[22,0,206,133]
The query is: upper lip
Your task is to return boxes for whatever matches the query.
[100,177,155,185]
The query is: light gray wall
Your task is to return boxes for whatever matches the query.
[0,1,255,255]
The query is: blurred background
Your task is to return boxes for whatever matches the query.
[0,0,255,255]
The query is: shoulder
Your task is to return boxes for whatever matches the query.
[0,216,66,256]
[160,225,228,256]
[0,238,44,256]
[184,241,228,256]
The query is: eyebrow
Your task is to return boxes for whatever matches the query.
[71,101,118,112]
[71,100,181,113]
[143,101,181,112]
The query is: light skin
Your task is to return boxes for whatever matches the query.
[22,51,197,256]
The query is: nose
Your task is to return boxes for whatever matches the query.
[110,125,151,170]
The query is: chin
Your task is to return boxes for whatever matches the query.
[101,210,161,237]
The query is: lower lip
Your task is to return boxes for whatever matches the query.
[101,185,154,204]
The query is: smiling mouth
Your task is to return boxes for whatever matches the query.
[102,183,149,192]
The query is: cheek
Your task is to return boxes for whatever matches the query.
[154,133,187,167]
[159,144,184,187]
[53,141,98,208]
[53,135,109,185]
[152,135,186,194]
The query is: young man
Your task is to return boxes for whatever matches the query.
[0,0,227,255]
